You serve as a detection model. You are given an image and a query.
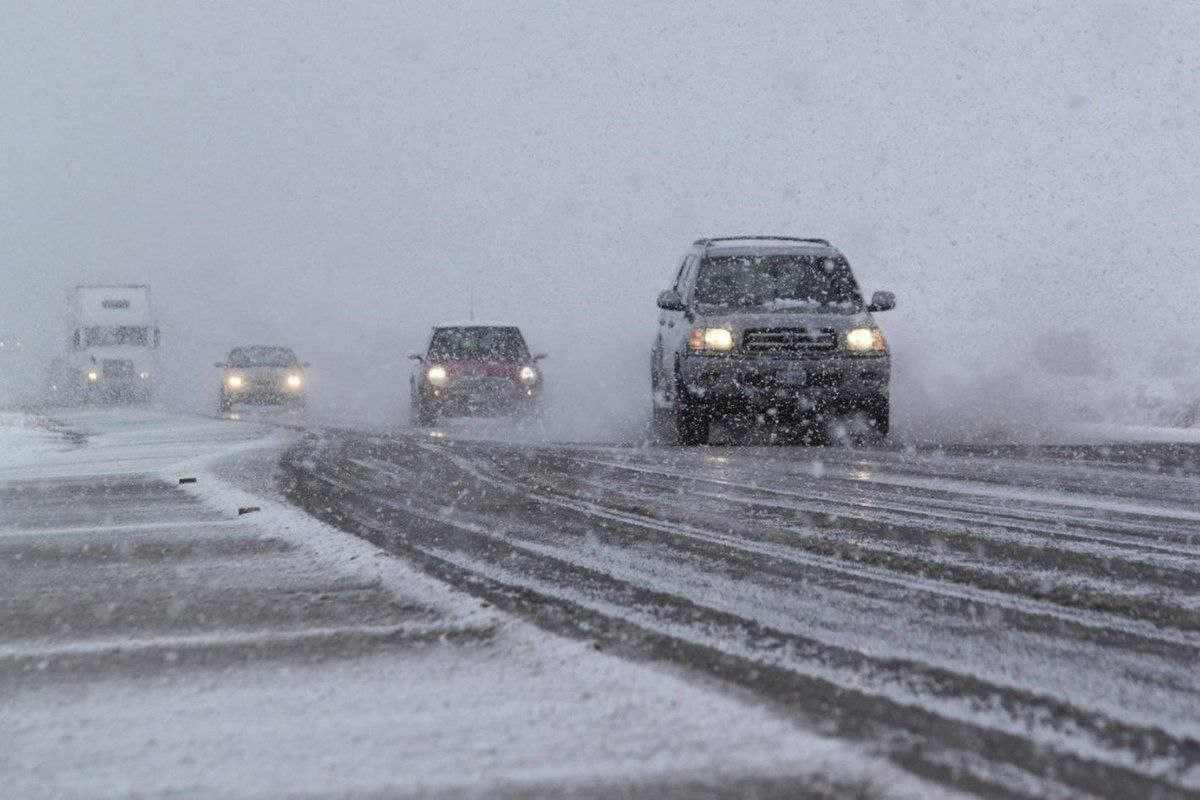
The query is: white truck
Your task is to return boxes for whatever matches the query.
[47,285,161,404]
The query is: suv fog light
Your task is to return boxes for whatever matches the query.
[426,366,449,387]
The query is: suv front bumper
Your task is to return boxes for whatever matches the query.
[678,354,889,412]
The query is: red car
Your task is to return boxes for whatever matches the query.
[409,323,545,425]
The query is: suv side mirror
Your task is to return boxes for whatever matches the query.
[656,289,686,311]
[868,290,896,312]
[533,352,548,362]
[407,353,424,361]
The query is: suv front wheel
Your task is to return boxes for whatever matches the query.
[865,395,889,440]
[675,400,709,445]
[656,370,708,445]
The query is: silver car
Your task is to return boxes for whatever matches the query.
[651,236,896,444]
[216,345,310,414]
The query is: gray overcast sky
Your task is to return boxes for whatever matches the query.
[3,2,1198,431]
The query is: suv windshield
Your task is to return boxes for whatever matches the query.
[429,327,528,362]
[228,346,299,368]
[693,254,863,311]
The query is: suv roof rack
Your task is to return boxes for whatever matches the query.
[694,236,832,247]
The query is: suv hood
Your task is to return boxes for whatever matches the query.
[692,309,875,334]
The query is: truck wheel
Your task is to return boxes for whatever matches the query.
[651,404,672,444]
[416,401,437,427]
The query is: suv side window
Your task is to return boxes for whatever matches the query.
[670,256,690,292]
[676,254,699,301]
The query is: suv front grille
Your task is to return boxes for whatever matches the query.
[742,328,836,354]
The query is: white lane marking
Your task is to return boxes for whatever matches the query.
[0,519,237,538]
[0,621,489,662]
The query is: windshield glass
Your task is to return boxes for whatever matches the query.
[227,346,299,367]
[428,327,529,361]
[693,255,863,311]
[84,326,150,347]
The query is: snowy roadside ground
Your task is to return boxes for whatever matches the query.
[0,412,80,471]
[1,408,965,800]
[1062,422,1200,444]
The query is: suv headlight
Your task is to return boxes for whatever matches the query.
[285,373,303,389]
[426,365,449,387]
[227,374,244,388]
[688,327,735,352]
[519,366,538,385]
[845,327,886,353]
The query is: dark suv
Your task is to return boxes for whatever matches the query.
[651,237,895,444]
[410,324,545,425]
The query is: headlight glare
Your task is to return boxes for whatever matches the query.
[519,366,538,384]
[426,366,449,387]
[846,327,886,352]
[87,370,98,382]
[688,327,735,352]
[286,373,303,389]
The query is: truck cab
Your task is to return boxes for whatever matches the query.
[59,285,160,404]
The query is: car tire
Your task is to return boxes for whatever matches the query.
[668,374,710,446]
[662,368,709,446]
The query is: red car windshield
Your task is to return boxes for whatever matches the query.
[428,327,528,362]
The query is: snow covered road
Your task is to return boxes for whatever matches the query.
[280,425,1200,800]
[1,409,946,799]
